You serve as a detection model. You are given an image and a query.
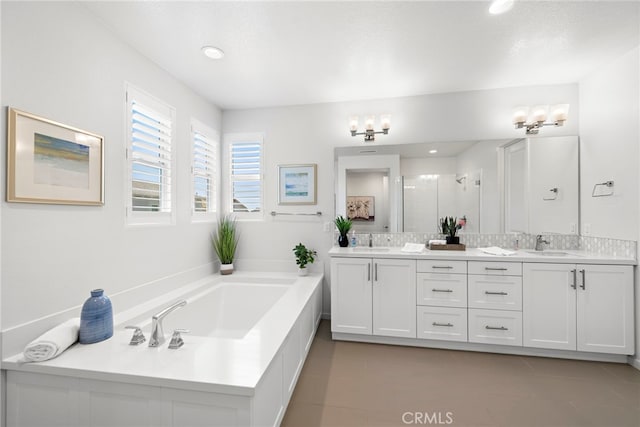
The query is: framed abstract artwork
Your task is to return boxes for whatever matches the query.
[277,164,317,205]
[7,108,104,205]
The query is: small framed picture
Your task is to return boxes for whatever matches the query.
[7,108,104,206]
[347,196,375,221]
[277,164,317,205]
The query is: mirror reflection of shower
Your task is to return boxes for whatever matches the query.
[402,170,482,233]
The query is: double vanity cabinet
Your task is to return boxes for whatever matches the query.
[329,247,635,361]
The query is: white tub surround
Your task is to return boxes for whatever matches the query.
[330,247,635,363]
[3,272,323,427]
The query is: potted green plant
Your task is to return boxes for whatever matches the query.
[212,215,239,275]
[293,243,317,276]
[441,216,461,244]
[334,215,352,247]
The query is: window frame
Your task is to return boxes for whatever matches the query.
[125,82,176,226]
[190,119,220,222]
[225,132,264,220]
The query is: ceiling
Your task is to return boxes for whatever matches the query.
[83,1,640,110]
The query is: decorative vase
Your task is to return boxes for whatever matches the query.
[446,236,460,245]
[298,267,308,276]
[220,263,234,275]
[338,234,349,247]
[79,289,113,344]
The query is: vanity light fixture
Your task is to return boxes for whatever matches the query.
[201,46,225,60]
[350,115,391,142]
[489,0,514,15]
[513,104,570,134]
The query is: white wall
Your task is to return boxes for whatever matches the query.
[1,2,222,329]
[579,46,640,367]
[223,83,579,315]
[579,47,639,240]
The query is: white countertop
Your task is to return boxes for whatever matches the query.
[2,272,324,396]
[329,246,637,265]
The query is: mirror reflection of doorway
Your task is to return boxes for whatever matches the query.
[346,169,389,232]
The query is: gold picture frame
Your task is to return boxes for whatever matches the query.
[7,108,104,205]
[277,163,317,205]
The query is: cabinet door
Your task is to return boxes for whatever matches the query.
[577,264,634,354]
[523,263,576,350]
[372,258,417,338]
[330,258,372,335]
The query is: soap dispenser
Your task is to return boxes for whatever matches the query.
[350,230,357,247]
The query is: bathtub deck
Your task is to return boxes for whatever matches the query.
[3,272,323,397]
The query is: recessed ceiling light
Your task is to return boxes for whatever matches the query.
[429,149,438,154]
[201,46,225,60]
[489,0,514,15]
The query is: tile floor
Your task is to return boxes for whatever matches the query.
[282,321,640,427]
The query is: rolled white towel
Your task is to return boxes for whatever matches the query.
[428,239,447,246]
[23,318,80,362]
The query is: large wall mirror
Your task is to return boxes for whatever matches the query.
[335,136,579,235]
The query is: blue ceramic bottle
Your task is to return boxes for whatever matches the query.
[79,289,113,344]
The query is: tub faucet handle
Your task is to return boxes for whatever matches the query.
[168,329,190,349]
[125,326,146,346]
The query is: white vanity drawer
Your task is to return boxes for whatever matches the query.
[468,261,522,276]
[417,306,467,342]
[417,273,467,308]
[468,309,522,346]
[468,275,522,311]
[417,260,467,274]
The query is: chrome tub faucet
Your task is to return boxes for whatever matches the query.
[149,300,187,347]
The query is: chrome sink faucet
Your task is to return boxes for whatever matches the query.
[369,233,373,247]
[535,235,549,251]
[149,300,187,347]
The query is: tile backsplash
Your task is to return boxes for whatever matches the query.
[340,232,636,259]
[579,236,637,259]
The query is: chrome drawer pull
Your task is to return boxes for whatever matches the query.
[485,267,508,271]
[433,322,454,327]
[432,288,454,293]
[580,269,586,290]
[484,291,508,296]
[432,266,453,269]
[485,325,508,331]
[570,269,577,289]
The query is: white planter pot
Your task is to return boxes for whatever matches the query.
[220,263,234,275]
[298,267,308,276]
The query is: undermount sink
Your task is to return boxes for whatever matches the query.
[526,250,573,257]
[352,247,391,252]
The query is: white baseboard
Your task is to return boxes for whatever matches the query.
[333,332,630,364]
[628,355,640,370]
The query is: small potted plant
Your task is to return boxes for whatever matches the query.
[212,215,239,275]
[334,215,352,247]
[293,243,317,276]
[441,216,461,245]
